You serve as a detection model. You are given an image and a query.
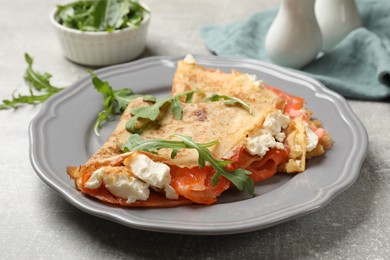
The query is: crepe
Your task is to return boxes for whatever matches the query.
[67,55,332,207]
[172,57,332,172]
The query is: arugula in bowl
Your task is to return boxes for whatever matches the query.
[55,0,149,32]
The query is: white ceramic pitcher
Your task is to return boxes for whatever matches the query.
[265,0,322,69]
[315,0,362,52]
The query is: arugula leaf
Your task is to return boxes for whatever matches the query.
[125,0,147,27]
[55,0,149,32]
[120,134,218,157]
[24,54,63,93]
[125,89,201,134]
[0,54,143,138]
[173,135,254,195]
[56,1,95,30]
[0,92,52,110]
[89,71,140,136]
[112,88,142,114]
[120,134,254,194]
[204,94,252,114]
[0,53,64,110]
[93,0,109,30]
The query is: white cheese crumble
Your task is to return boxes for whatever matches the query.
[295,160,301,167]
[294,144,302,151]
[85,168,149,203]
[104,173,150,204]
[262,110,290,141]
[246,73,264,87]
[306,124,319,152]
[183,54,196,64]
[130,154,178,200]
[246,110,290,157]
[84,168,104,189]
[246,131,283,157]
[84,154,178,203]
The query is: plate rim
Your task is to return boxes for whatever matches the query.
[29,55,368,235]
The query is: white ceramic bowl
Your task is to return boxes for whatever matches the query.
[50,3,150,66]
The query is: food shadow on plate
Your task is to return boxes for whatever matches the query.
[216,173,292,204]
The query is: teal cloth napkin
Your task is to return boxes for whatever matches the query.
[199,0,390,100]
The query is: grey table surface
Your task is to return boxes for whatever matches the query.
[1,0,389,259]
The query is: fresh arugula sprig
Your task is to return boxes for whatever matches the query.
[0,54,64,110]
[89,71,143,136]
[120,134,218,159]
[56,0,149,32]
[125,89,201,134]
[120,134,255,194]
[204,94,252,114]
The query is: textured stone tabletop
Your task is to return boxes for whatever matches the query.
[0,0,389,259]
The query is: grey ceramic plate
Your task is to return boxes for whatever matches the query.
[29,56,368,235]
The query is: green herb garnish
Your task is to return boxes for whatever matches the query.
[56,0,148,32]
[204,94,252,114]
[121,134,254,194]
[125,89,200,134]
[0,54,64,110]
[89,71,141,135]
